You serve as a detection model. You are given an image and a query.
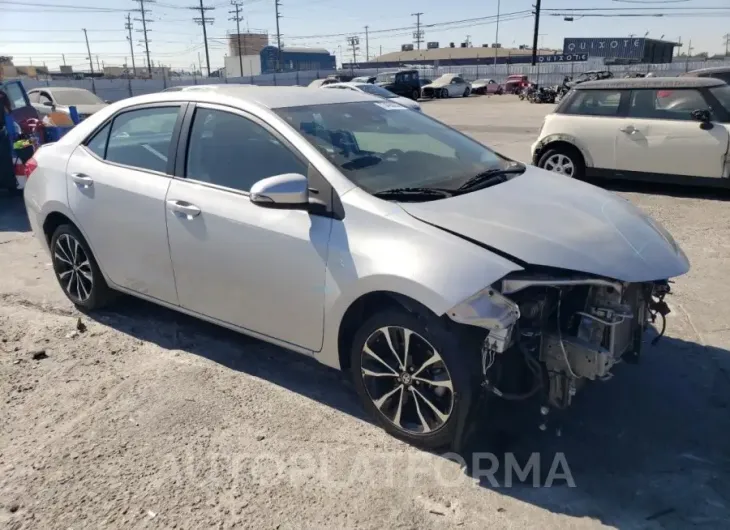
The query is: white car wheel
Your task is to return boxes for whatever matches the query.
[543,153,575,177]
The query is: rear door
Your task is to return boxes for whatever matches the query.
[66,103,184,303]
[615,88,728,178]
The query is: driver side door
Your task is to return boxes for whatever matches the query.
[165,104,332,351]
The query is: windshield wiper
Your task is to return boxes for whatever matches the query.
[372,187,454,201]
[457,164,526,192]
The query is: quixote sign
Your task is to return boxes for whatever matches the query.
[563,37,645,58]
[538,53,589,63]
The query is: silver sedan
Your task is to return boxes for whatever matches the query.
[23,87,688,448]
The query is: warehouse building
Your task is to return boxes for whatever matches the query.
[563,37,678,64]
[259,46,336,73]
[228,32,269,57]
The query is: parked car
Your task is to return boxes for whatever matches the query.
[504,74,530,94]
[27,87,109,122]
[352,76,376,84]
[681,66,730,85]
[374,69,422,100]
[566,70,614,88]
[24,86,689,449]
[470,79,503,95]
[532,77,730,184]
[308,78,341,88]
[322,82,421,111]
[421,74,471,99]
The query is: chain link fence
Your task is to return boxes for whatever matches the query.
[18,58,730,103]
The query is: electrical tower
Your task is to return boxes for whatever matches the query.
[191,0,215,77]
[133,0,154,77]
[229,1,244,77]
[411,12,424,50]
[274,0,283,71]
[125,13,137,77]
[347,36,360,67]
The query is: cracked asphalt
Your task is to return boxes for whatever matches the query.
[1,95,729,530]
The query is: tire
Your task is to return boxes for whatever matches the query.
[411,89,420,101]
[50,224,115,311]
[537,146,585,180]
[463,88,470,97]
[441,88,449,99]
[350,309,480,449]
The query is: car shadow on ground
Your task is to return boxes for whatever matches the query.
[90,296,730,528]
[590,177,730,202]
[0,194,30,232]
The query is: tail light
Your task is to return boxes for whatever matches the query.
[24,157,38,178]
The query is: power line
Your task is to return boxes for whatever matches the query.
[133,0,154,77]
[191,0,215,76]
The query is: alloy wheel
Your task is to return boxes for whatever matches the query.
[544,153,575,177]
[360,326,454,435]
[54,233,94,302]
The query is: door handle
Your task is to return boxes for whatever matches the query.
[167,200,201,218]
[71,173,94,187]
[620,125,637,134]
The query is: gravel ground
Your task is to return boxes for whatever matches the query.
[1,95,729,530]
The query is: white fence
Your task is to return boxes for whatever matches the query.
[19,58,730,103]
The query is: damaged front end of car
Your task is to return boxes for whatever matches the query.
[447,270,673,424]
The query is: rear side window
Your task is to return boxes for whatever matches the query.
[86,122,111,158]
[105,106,180,173]
[711,72,730,84]
[564,90,622,117]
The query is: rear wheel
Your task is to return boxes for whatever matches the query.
[441,88,449,99]
[538,146,585,179]
[50,224,115,311]
[350,309,479,449]
[463,87,470,97]
[411,89,420,100]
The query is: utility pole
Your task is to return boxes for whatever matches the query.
[62,54,66,66]
[133,0,154,77]
[494,0,501,65]
[82,29,95,75]
[96,55,101,72]
[724,34,730,57]
[274,0,282,71]
[364,25,369,61]
[125,13,137,77]
[191,0,214,77]
[347,36,360,67]
[531,0,541,65]
[229,1,244,77]
[411,12,423,50]
[198,51,203,74]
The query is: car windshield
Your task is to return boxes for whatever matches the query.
[376,73,396,83]
[275,101,514,195]
[710,85,730,113]
[358,84,397,98]
[53,90,105,105]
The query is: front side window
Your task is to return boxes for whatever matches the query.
[629,89,712,121]
[3,82,27,109]
[105,106,180,173]
[275,101,513,195]
[564,90,622,117]
[28,91,40,104]
[186,108,307,192]
[86,122,111,158]
[709,85,730,118]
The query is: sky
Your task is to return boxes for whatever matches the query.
[1,0,729,73]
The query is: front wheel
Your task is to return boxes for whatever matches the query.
[411,89,420,100]
[463,88,470,97]
[441,88,449,99]
[537,146,585,179]
[350,310,478,449]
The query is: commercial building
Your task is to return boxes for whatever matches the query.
[228,32,269,57]
[224,54,263,78]
[563,37,678,64]
[355,45,560,68]
[259,46,336,73]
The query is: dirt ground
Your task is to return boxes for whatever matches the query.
[1,96,729,530]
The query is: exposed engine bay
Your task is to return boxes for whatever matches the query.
[450,271,673,423]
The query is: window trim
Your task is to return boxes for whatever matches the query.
[174,102,310,196]
[80,102,187,176]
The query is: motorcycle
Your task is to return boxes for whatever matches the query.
[528,86,556,104]
[519,83,537,101]
[555,84,570,103]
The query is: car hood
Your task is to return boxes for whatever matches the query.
[391,96,420,109]
[424,79,450,88]
[398,168,689,283]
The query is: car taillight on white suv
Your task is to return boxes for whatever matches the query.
[24,157,38,178]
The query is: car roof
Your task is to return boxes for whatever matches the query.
[111,85,378,109]
[682,66,730,76]
[575,77,725,90]
[323,82,367,89]
[31,86,91,93]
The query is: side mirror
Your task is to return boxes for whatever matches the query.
[250,173,309,209]
[42,101,54,107]
[691,109,713,130]
[104,100,112,104]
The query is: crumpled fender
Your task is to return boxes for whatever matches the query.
[533,133,595,168]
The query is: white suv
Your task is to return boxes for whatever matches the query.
[532,77,730,185]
